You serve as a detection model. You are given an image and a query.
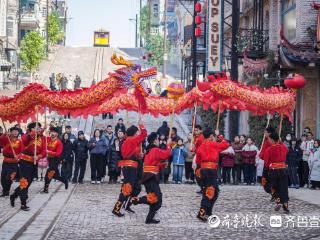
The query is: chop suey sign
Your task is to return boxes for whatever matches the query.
[207,0,222,72]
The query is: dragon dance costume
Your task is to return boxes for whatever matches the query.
[112,124,147,217]
[0,128,24,197]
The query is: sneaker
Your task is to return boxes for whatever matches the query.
[178,181,182,184]
[145,219,160,224]
[96,181,101,184]
[91,181,95,184]
[20,205,30,211]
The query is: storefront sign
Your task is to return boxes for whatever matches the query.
[207,0,223,73]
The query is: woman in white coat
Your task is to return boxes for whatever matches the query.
[308,140,320,189]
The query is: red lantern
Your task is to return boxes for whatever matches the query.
[195,15,202,25]
[195,27,201,37]
[195,2,202,13]
[284,74,306,89]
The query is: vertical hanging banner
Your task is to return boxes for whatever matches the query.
[207,0,223,73]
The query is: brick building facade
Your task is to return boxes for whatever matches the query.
[225,0,320,138]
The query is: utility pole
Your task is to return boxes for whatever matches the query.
[229,0,240,138]
[135,14,138,48]
[162,0,168,78]
[139,0,142,47]
[191,0,197,88]
[46,0,49,56]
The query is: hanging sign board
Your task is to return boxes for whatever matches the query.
[207,0,223,73]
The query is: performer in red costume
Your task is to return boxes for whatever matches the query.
[196,128,229,222]
[265,132,289,213]
[112,120,147,217]
[10,122,46,211]
[42,127,68,193]
[259,126,276,200]
[131,132,171,224]
[0,127,24,197]
[193,125,205,194]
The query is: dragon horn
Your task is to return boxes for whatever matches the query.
[111,54,133,67]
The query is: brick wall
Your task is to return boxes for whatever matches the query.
[296,0,319,43]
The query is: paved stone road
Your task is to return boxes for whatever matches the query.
[46,184,320,240]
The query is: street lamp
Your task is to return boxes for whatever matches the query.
[129,14,138,48]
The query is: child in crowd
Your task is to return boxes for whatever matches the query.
[241,137,258,185]
[255,151,264,184]
[172,138,187,184]
[220,143,235,184]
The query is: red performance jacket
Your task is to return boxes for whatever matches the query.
[265,142,288,168]
[197,139,229,166]
[0,135,24,163]
[46,137,63,158]
[20,133,46,163]
[194,134,205,164]
[144,146,171,171]
[259,139,272,168]
[121,125,147,160]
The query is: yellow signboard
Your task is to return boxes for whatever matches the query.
[94,31,110,47]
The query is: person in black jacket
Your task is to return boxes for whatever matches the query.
[108,130,125,183]
[115,118,126,136]
[286,138,302,189]
[157,121,170,139]
[72,131,89,184]
[61,133,74,181]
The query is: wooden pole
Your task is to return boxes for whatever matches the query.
[216,101,222,131]
[259,113,271,151]
[278,114,284,137]
[190,101,197,147]
[34,106,39,165]
[126,110,129,126]
[1,119,17,158]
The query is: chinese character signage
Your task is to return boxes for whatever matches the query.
[207,0,223,73]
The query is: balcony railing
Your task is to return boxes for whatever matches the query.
[20,10,40,29]
[236,28,269,58]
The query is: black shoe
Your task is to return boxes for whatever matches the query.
[10,195,15,207]
[21,205,30,211]
[72,179,77,184]
[131,197,139,205]
[283,203,290,214]
[145,219,160,224]
[78,180,83,184]
[197,214,208,222]
[0,193,9,197]
[270,196,276,203]
[112,210,124,217]
[126,206,135,213]
[41,189,49,194]
[112,201,124,217]
[274,204,281,211]
[65,180,69,190]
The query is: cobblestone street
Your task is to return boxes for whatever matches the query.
[45,184,320,240]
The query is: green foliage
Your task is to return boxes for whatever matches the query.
[139,5,150,41]
[48,11,63,45]
[199,107,225,133]
[145,34,170,67]
[19,31,46,72]
[248,115,292,146]
[248,51,293,146]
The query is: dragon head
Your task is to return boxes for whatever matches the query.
[111,54,157,95]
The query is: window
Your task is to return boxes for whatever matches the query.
[6,17,14,37]
[282,0,296,40]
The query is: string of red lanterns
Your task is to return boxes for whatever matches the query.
[195,1,202,37]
